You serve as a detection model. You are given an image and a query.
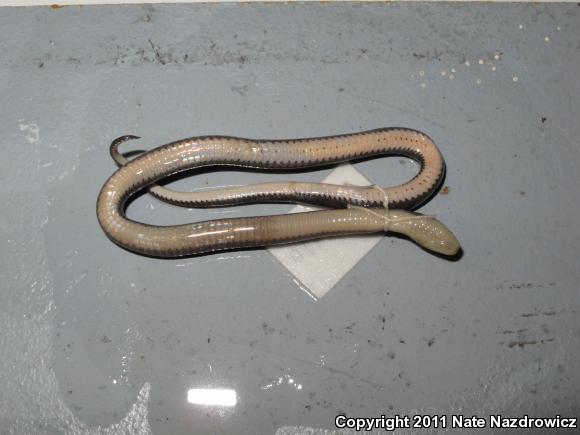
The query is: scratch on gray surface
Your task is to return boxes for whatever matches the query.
[356,93,484,142]
[252,344,388,391]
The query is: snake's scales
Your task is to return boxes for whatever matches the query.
[97,128,460,257]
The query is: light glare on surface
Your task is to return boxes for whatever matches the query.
[187,389,237,407]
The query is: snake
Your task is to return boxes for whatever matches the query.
[96,128,460,258]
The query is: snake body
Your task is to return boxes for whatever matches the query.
[97,128,460,257]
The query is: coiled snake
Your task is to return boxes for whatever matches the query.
[96,128,460,257]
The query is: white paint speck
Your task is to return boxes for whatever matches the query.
[449,74,455,80]
[556,26,561,31]
[544,36,550,42]
[476,79,482,85]
[465,61,471,66]
[491,66,496,72]
[518,24,524,29]
[451,68,456,73]
[512,76,519,82]
[494,54,500,60]
[420,82,426,88]
[419,70,425,77]
[19,120,40,144]
[441,71,447,76]
[478,59,484,65]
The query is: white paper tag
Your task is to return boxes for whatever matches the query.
[269,164,383,300]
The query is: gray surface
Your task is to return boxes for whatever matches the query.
[1,3,579,435]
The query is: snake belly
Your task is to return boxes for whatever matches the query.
[97,128,459,257]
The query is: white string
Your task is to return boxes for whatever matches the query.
[348,184,435,231]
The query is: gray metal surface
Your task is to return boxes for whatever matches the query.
[0,3,579,434]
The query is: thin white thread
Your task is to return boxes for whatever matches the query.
[349,184,435,232]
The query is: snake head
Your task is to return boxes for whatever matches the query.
[386,210,461,256]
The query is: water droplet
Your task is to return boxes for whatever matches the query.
[465,61,471,66]
[518,24,524,29]
[449,74,455,80]
[420,82,426,88]
[476,79,482,85]
[441,71,447,76]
